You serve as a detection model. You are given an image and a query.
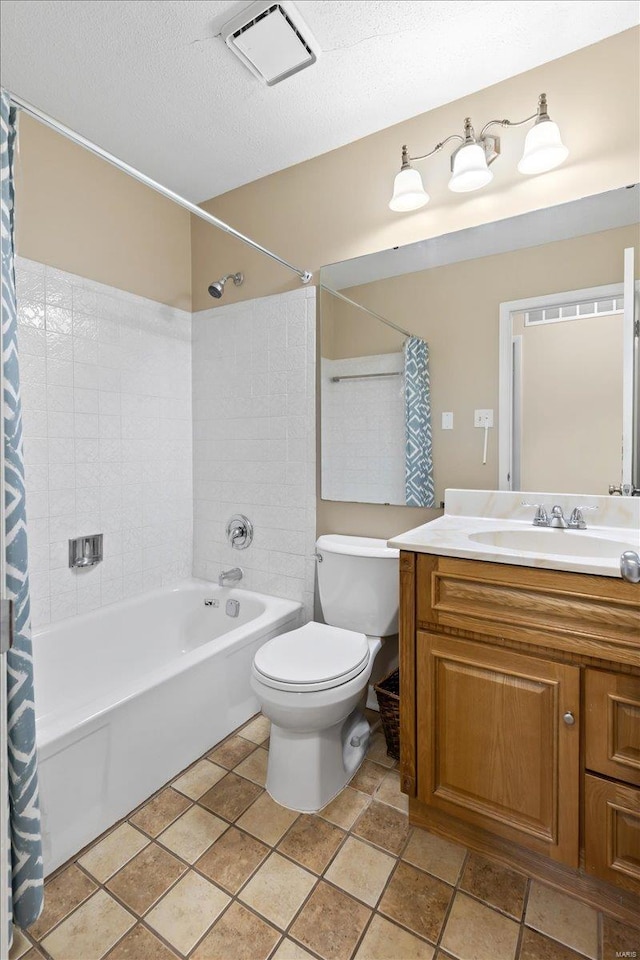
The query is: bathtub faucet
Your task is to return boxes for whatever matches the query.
[218,567,243,586]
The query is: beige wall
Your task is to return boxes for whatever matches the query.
[189,27,639,539]
[316,223,639,536]
[191,28,639,314]
[15,115,192,310]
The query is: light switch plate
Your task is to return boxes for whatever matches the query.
[442,412,454,430]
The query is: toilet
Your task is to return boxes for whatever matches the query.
[250,534,399,812]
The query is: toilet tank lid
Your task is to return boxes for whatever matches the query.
[316,534,399,559]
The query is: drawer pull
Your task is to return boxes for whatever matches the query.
[563,711,576,726]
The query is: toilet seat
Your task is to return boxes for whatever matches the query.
[253,622,370,693]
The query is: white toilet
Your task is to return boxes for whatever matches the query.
[250,534,399,812]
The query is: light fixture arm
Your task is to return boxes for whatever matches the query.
[407,133,464,164]
[479,93,551,138]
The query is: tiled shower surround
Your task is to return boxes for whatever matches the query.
[16,257,193,630]
[191,288,316,622]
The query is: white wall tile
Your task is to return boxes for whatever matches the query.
[17,257,193,631]
[192,289,316,622]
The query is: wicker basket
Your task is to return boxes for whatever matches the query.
[373,668,400,761]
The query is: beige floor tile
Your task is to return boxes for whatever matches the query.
[129,787,191,838]
[325,836,395,907]
[239,852,316,930]
[352,800,409,855]
[236,791,299,845]
[199,771,263,821]
[234,746,269,786]
[379,861,452,942]
[208,735,256,769]
[350,760,388,796]
[41,890,135,960]
[29,864,98,939]
[172,759,226,799]
[192,901,280,960]
[355,914,435,960]
[196,826,269,894]
[240,714,271,743]
[460,853,527,920]
[402,829,466,885]
[105,843,186,915]
[526,882,599,960]
[289,881,371,960]
[9,927,31,959]
[78,823,149,882]
[602,916,640,960]
[145,871,230,956]
[440,892,520,960]
[519,927,587,960]
[158,805,227,862]
[272,940,316,960]
[104,924,179,960]
[22,950,46,960]
[366,731,397,768]
[319,786,370,830]
[374,770,409,813]
[277,814,345,874]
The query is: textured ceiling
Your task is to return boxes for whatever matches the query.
[1,1,638,202]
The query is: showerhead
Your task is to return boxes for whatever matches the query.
[208,272,244,299]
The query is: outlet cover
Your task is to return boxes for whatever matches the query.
[474,409,494,427]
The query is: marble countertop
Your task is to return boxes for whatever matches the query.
[388,489,640,578]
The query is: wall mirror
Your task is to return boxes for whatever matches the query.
[319,186,640,505]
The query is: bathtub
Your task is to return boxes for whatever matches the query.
[33,578,301,874]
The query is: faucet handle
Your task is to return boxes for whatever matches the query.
[568,505,598,530]
[520,502,549,526]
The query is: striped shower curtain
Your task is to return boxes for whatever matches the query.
[1,89,44,938]
[404,336,435,508]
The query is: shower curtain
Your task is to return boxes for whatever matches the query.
[404,336,435,508]
[1,90,44,937]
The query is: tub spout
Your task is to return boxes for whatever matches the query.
[218,567,243,586]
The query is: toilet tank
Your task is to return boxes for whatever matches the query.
[316,535,400,637]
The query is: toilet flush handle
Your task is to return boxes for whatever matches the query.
[313,551,323,563]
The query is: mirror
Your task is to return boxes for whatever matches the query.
[319,186,640,504]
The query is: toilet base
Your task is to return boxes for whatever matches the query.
[266,709,370,812]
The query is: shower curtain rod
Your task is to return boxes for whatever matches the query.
[9,92,313,285]
[320,284,413,338]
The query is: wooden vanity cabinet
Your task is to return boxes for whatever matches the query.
[400,551,640,917]
[417,631,580,865]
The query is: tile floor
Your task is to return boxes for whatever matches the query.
[10,713,639,960]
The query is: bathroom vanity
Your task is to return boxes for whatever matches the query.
[389,490,640,922]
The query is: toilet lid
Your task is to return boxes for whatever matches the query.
[253,622,369,690]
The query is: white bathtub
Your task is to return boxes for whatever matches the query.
[33,578,301,874]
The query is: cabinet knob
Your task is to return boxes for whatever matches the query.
[563,711,575,726]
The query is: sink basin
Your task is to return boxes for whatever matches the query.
[468,528,634,559]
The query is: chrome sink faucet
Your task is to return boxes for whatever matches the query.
[523,502,597,530]
[218,567,243,586]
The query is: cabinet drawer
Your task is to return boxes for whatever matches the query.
[416,555,640,664]
[584,774,640,895]
[585,670,640,786]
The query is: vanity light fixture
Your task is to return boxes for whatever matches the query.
[389,93,568,212]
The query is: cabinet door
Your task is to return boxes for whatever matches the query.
[417,632,580,866]
[585,774,640,894]
[585,669,640,787]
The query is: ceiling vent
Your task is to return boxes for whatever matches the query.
[221,1,319,86]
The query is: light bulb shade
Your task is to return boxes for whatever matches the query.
[448,142,493,193]
[518,119,568,175]
[389,166,429,212]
